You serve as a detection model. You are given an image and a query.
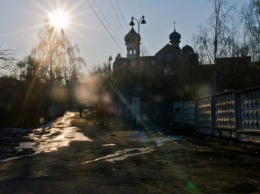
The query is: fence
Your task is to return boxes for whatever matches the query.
[173,87,260,144]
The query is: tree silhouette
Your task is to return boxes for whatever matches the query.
[30,20,86,84]
[242,0,260,62]
[0,44,16,75]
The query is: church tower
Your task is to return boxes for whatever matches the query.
[169,22,181,49]
[124,27,140,59]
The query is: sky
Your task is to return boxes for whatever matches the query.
[0,0,248,74]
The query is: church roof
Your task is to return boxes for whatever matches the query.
[124,27,140,44]
[182,45,193,51]
[169,29,181,40]
[155,44,180,56]
[182,45,194,55]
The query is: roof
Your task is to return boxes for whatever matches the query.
[182,45,194,54]
[113,56,156,68]
[124,27,140,44]
[216,57,251,66]
[155,44,180,56]
[169,29,181,40]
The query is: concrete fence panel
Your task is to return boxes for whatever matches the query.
[173,101,183,128]
[236,88,260,143]
[196,97,212,135]
[212,92,236,138]
[183,99,196,128]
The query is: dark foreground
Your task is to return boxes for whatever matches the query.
[0,109,260,194]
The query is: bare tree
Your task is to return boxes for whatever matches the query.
[0,44,16,75]
[192,26,213,64]
[192,0,239,92]
[193,0,238,63]
[242,0,260,61]
[17,56,41,81]
[90,59,112,89]
[140,44,149,57]
[30,20,86,83]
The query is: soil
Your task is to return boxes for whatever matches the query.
[0,109,260,194]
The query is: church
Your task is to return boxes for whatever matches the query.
[113,23,260,104]
[111,22,260,125]
[113,23,199,102]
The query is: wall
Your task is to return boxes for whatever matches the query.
[173,88,260,144]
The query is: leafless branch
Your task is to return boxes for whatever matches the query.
[0,44,16,70]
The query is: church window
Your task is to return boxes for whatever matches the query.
[150,59,156,65]
[164,66,173,75]
[165,52,173,61]
[130,47,133,55]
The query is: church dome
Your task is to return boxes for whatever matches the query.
[124,27,140,44]
[169,24,181,48]
[169,29,181,41]
[182,45,194,55]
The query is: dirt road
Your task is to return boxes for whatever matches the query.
[0,109,260,194]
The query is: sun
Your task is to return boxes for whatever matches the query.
[48,9,69,30]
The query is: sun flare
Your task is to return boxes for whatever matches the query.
[48,9,69,30]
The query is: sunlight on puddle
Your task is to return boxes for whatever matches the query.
[0,154,36,163]
[82,147,153,164]
[102,143,116,147]
[53,112,75,128]
[16,127,92,154]
[0,112,92,163]
[1,111,183,163]
[82,133,183,164]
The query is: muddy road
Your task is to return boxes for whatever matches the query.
[0,109,260,194]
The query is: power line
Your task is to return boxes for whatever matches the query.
[110,0,126,35]
[85,0,125,54]
[115,0,129,30]
[93,0,124,46]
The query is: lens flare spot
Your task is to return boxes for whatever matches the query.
[40,117,45,124]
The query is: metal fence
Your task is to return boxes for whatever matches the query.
[173,87,260,143]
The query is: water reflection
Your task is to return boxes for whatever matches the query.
[0,112,92,163]
[83,134,183,164]
[132,131,183,146]
[102,143,116,147]
[82,147,153,164]
[16,126,92,154]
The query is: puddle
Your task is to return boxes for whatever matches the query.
[102,144,116,147]
[82,147,153,164]
[0,112,92,163]
[53,112,75,128]
[17,126,92,154]
[81,132,183,164]
[82,133,182,164]
[152,136,183,147]
[16,126,92,153]
[1,112,182,163]
[132,131,183,146]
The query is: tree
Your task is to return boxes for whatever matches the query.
[0,44,16,75]
[193,0,238,64]
[90,58,113,95]
[140,44,149,57]
[89,58,135,108]
[17,56,41,81]
[192,0,239,92]
[242,0,260,61]
[30,19,86,84]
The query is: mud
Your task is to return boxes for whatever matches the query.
[0,109,260,194]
